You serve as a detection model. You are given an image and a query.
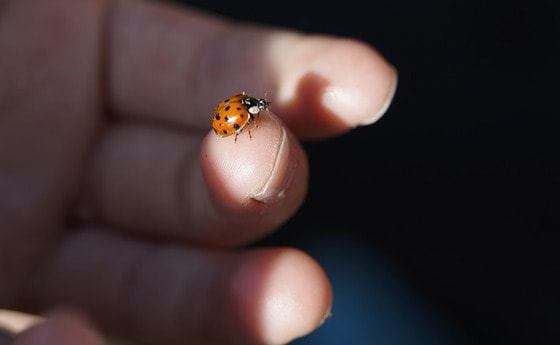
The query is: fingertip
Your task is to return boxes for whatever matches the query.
[200,108,307,217]
[271,36,398,138]
[231,248,333,345]
[317,39,398,127]
[201,110,287,207]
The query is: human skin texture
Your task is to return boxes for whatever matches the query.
[0,0,397,344]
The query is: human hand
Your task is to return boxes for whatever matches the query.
[0,0,397,344]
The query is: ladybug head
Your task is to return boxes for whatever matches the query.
[244,96,270,115]
[256,98,270,111]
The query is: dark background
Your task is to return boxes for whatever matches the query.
[182,0,560,344]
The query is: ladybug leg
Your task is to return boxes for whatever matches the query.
[249,113,259,128]
[234,132,239,143]
[246,119,254,140]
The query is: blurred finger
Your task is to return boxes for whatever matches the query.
[0,0,103,305]
[108,0,397,139]
[22,230,332,345]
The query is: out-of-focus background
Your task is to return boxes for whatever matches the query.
[187,0,559,344]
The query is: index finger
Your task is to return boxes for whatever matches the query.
[108,0,397,139]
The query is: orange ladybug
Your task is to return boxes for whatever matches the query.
[212,92,270,142]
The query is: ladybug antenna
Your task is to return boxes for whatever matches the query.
[262,91,271,109]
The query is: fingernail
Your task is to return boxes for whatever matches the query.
[321,64,398,128]
[359,67,398,125]
[250,125,293,202]
[319,306,333,326]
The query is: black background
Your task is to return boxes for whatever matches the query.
[181,0,560,344]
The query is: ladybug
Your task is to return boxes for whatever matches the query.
[212,92,270,142]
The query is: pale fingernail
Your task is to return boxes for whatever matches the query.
[359,67,398,125]
[250,124,292,202]
[319,306,333,326]
[321,66,398,127]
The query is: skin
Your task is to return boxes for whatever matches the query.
[0,0,397,344]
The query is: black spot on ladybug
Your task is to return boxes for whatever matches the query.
[222,129,228,134]
[233,123,240,130]
[215,114,220,120]
[224,116,229,122]
[236,107,242,111]
[225,105,230,111]
[240,114,245,118]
